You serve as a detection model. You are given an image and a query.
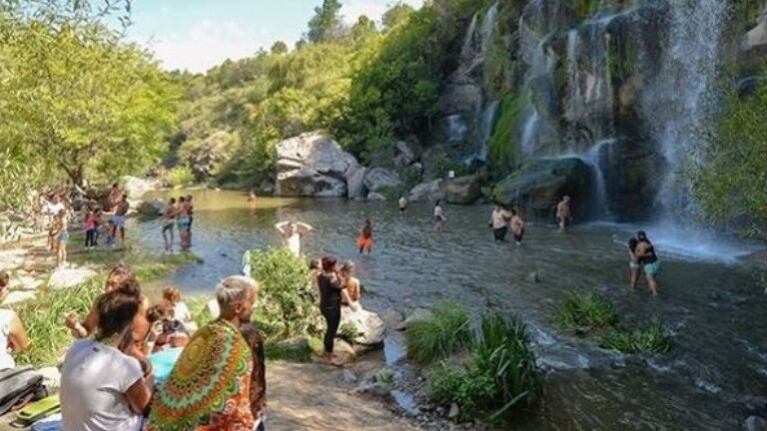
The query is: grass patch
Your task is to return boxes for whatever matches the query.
[339,322,361,342]
[556,290,618,332]
[406,303,473,364]
[600,321,671,354]
[264,337,320,362]
[488,93,522,175]
[429,312,542,423]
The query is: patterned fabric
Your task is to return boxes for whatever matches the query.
[145,319,254,431]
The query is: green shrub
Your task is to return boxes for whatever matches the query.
[429,313,543,423]
[249,247,320,337]
[166,165,196,187]
[600,321,671,354]
[339,322,361,342]
[556,291,618,331]
[265,337,316,362]
[406,303,472,364]
[488,94,522,175]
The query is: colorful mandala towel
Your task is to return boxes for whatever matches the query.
[145,319,254,431]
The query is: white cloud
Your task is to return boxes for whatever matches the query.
[342,0,425,24]
[138,20,261,73]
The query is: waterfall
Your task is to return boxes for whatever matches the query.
[583,139,614,218]
[642,0,728,216]
[477,101,499,162]
[519,40,554,157]
[446,114,468,143]
[461,12,479,60]
[481,2,499,56]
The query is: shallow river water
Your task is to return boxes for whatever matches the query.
[136,190,766,430]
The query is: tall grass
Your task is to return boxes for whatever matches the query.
[429,312,543,423]
[600,321,671,354]
[556,290,618,331]
[406,303,473,364]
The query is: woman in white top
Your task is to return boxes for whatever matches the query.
[275,221,313,256]
[0,272,29,370]
[61,288,153,431]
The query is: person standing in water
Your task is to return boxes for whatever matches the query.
[488,205,512,242]
[635,231,661,296]
[434,200,446,232]
[510,208,526,245]
[556,196,572,232]
[275,221,313,256]
[627,238,641,291]
[249,189,258,210]
[113,193,130,245]
[357,219,374,254]
[398,196,408,215]
[161,198,178,252]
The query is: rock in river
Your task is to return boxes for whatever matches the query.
[275,132,359,197]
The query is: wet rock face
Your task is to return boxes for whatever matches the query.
[275,132,359,197]
[492,157,595,220]
[444,175,482,205]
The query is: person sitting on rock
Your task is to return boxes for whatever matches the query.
[0,272,29,370]
[339,261,361,309]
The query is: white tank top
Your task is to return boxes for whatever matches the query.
[286,233,301,256]
[0,309,17,370]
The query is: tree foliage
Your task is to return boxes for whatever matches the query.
[692,79,767,239]
[306,0,344,43]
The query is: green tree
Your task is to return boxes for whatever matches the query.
[306,0,344,43]
[351,15,377,41]
[692,79,767,240]
[382,2,415,30]
[0,23,178,187]
[271,40,288,55]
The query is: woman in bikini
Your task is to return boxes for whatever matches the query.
[356,219,374,254]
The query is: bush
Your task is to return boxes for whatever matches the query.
[556,291,618,331]
[265,337,317,362]
[600,321,671,354]
[249,247,320,337]
[430,313,543,423]
[406,303,473,364]
[339,322,361,342]
[166,165,196,187]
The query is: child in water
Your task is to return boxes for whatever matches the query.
[356,219,374,254]
[104,219,116,248]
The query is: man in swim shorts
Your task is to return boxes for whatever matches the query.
[488,205,511,242]
[510,208,526,245]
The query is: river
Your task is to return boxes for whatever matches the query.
[135,190,766,430]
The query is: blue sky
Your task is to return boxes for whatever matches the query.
[126,0,424,73]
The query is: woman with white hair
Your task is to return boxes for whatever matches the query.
[146,276,264,431]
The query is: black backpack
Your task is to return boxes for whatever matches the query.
[0,367,47,416]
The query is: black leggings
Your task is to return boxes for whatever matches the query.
[321,307,341,354]
[85,229,97,247]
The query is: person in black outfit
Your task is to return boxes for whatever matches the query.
[318,257,348,365]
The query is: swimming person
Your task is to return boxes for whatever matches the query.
[275,220,313,256]
[556,196,572,232]
[635,231,661,296]
[161,198,178,252]
[357,219,374,254]
[489,205,512,242]
[510,208,526,245]
[628,237,640,291]
[434,200,446,232]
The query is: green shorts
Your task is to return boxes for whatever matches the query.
[644,261,662,277]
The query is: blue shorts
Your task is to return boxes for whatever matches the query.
[644,261,662,277]
[112,215,126,227]
[57,231,69,244]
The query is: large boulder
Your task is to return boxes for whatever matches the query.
[346,166,368,200]
[408,180,444,202]
[122,176,161,199]
[444,174,481,205]
[136,199,166,219]
[275,132,359,197]
[363,168,402,194]
[739,2,767,71]
[492,157,595,220]
[341,307,386,347]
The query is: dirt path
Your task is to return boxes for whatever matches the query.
[0,360,426,431]
[266,361,424,431]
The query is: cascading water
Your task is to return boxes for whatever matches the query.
[643,0,728,217]
[477,100,499,162]
[460,12,479,60]
[480,2,498,55]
